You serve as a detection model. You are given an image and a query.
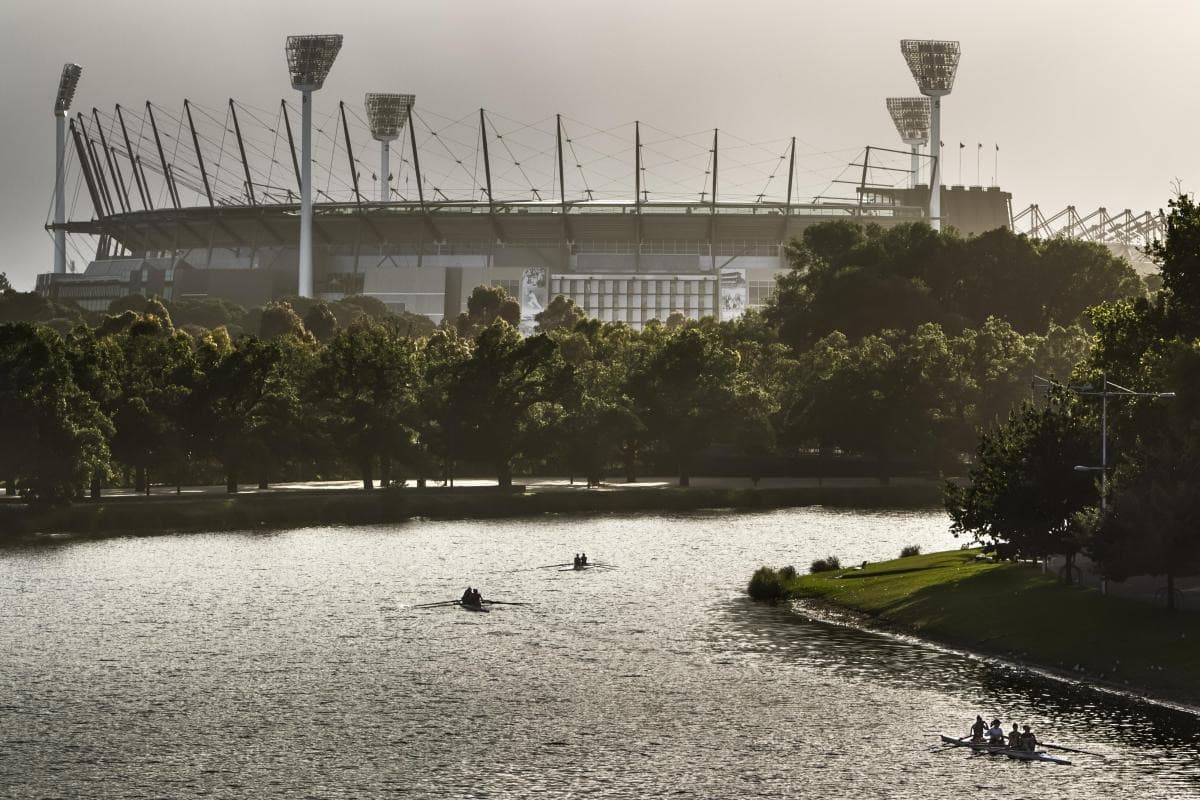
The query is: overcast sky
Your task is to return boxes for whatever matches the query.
[2,0,1197,289]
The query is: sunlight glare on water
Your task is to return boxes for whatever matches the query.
[2,507,1198,799]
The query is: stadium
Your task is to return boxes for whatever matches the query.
[38,38,1153,329]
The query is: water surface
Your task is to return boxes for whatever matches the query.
[2,508,1198,798]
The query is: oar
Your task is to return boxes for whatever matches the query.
[412,600,460,609]
[538,563,574,569]
[481,600,535,606]
[1040,742,1106,757]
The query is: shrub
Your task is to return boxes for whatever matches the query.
[748,566,787,603]
[810,555,841,573]
[900,544,922,558]
[778,565,797,580]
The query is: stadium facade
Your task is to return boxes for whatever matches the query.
[41,95,1013,329]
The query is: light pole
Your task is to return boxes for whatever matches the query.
[900,39,960,232]
[364,93,415,203]
[54,63,83,275]
[885,97,930,188]
[286,34,343,298]
[1070,371,1176,509]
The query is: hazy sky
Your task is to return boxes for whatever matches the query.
[3,0,1198,289]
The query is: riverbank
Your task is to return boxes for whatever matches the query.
[0,478,943,540]
[756,549,1200,707]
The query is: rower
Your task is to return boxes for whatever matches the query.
[969,715,987,743]
[987,719,1005,746]
[1019,725,1039,752]
[573,554,581,567]
[581,552,588,565]
[1007,724,1021,749]
[470,588,483,606]
[461,587,473,604]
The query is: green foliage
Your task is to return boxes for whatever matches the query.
[628,327,744,486]
[1149,193,1200,336]
[945,392,1096,562]
[0,323,110,506]
[0,273,10,292]
[809,555,841,573]
[303,303,338,343]
[314,318,423,489]
[455,285,521,339]
[445,321,571,486]
[899,544,921,558]
[766,220,1142,352]
[259,301,311,342]
[535,295,585,333]
[747,566,789,603]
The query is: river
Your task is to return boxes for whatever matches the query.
[2,507,1198,798]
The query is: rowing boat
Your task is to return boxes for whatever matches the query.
[457,601,490,613]
[939,735,1072,765]
[560,564,591,571]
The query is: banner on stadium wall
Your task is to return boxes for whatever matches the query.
[719,268,747,322]
[519,267,548,336]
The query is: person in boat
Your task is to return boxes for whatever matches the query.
[461,587,474,604]
[1007,723,1022,750]
[986,719,1005,746]
[470,588,483,606]
[573,554,581,567]
[1019,725,1038,752]
[969,715,987,742]
[581,553,588,565]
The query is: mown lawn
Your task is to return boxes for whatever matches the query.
[784,549,1200,705]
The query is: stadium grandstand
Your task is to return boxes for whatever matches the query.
[41,87,1011,328]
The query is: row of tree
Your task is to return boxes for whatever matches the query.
[0,220,1144,511]
[946,196,1200,608]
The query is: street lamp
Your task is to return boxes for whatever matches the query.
[365,93,415,203]
[1067,371,1176,509]
[286,34,343,298]
[54,63,83,275]
[885,97,930,188]
[900,39,960,232]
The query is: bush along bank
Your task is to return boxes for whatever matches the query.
[748,549,1200,707]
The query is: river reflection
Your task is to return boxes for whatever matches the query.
[1,508,1198,799]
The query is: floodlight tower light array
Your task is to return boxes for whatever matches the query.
[286,34,343,298]
[365,93,415,202]
[54,63,83,275]
[900,39,960,232]
[886,97,930,188]
[286,35,343,91]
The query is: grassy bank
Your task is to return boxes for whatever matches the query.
[757,549,1200,706]
[0,481,943,540]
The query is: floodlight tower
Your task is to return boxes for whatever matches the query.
[885,97,930,188]
[364,93,415,202]
[53,63,82,275]
[285,34,343,298]
[900,39,960,231]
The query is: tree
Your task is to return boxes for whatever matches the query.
[314,319,423,489]
[105,315,197,493]
[1149,193,1200,336]
[534,295,585,333]
[455,285,520,339]
[1089,430,1200,610]
[259,301,311,342]
[946,390,1097,577]
[447,321,570,487]
[0,273,10,292]
[303,303,338,343]
[0,323,111,506]
[628,327,743,486]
